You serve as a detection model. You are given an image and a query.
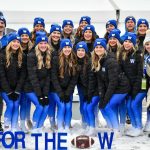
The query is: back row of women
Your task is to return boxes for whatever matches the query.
[0,15,150,137]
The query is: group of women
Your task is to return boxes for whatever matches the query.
[0,15,150,137]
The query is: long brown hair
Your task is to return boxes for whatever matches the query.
[6,42,23,68]
[35,44,52,69]
[59,50,77,78]
[77,54,89,75]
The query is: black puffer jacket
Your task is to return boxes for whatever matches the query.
[51,56,77,96]
[24,50,51,96]
[137,35,145,54]
[76,57,91,97]
[50,41,60,57]
[119,50,143,97]
[0,48,26,93]
[89,53,129,105]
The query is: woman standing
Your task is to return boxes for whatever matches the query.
[104,20,117,42]
[119,32,146,137]
[48,24,61,129]
[18,27,33,132]
[75,41,90,128]
[24,35,51,132]
[51,39,77,131]
[62,20,75,45]
[137,18,149,54]
[107,29,130,134]
[31,17,47,44]
[75,16,91,43]
[48,24,61,57]
[0,33,26,132]
[80,25,96,56]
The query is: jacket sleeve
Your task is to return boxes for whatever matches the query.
[132,54,143,95]
[65,74,78,95]
[43,69,51,96]
[88,63,97,97]
[27,52,42,96]
[104,58,119,103]
[51,56,63,95]
[15,54,26,92]
[0,52,11,93]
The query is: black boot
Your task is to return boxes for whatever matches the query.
[126,115,131,124]
[0,122,3,132]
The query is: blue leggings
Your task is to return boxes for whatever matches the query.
[48,92,56,126]
[25,93,49,129]
[101,93,127,129]
[77,85,88,123]
[127,92,146,129]
[20,93,31,121]
[53,93,73,129]
[86,96,100,128]
[1,92,20,129]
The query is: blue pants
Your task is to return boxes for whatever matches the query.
[1,92,21,129]
[77,85,92,124]
[48,92,56,127]
[77,85,85,122]
[53,93,73,129]
[20,93,31,121]
[101,93,127,129]
[25,93,49,129]
[127,92,146,129]
[86,96,100,127]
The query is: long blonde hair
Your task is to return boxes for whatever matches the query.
[35,44,52,69]
[120,45,137,61]
[6,42,23,68]
[59,50,77,78]
[107,40,122,61]
[91,50,107,72]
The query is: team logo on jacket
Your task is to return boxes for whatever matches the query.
[102,67,106,72]
[130,59,135,63]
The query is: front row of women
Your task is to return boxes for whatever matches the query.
[0,30,150,137]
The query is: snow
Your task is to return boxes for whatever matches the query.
[0,112,149,150]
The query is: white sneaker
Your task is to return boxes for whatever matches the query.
[113,129,122,138]
[126,128,143,137]
[144,121,150,132]
[20,120,29,133]
[86,127,97,137]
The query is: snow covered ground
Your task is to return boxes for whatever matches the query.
[0,112,149,150]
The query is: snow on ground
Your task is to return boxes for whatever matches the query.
[0,112,149,150]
